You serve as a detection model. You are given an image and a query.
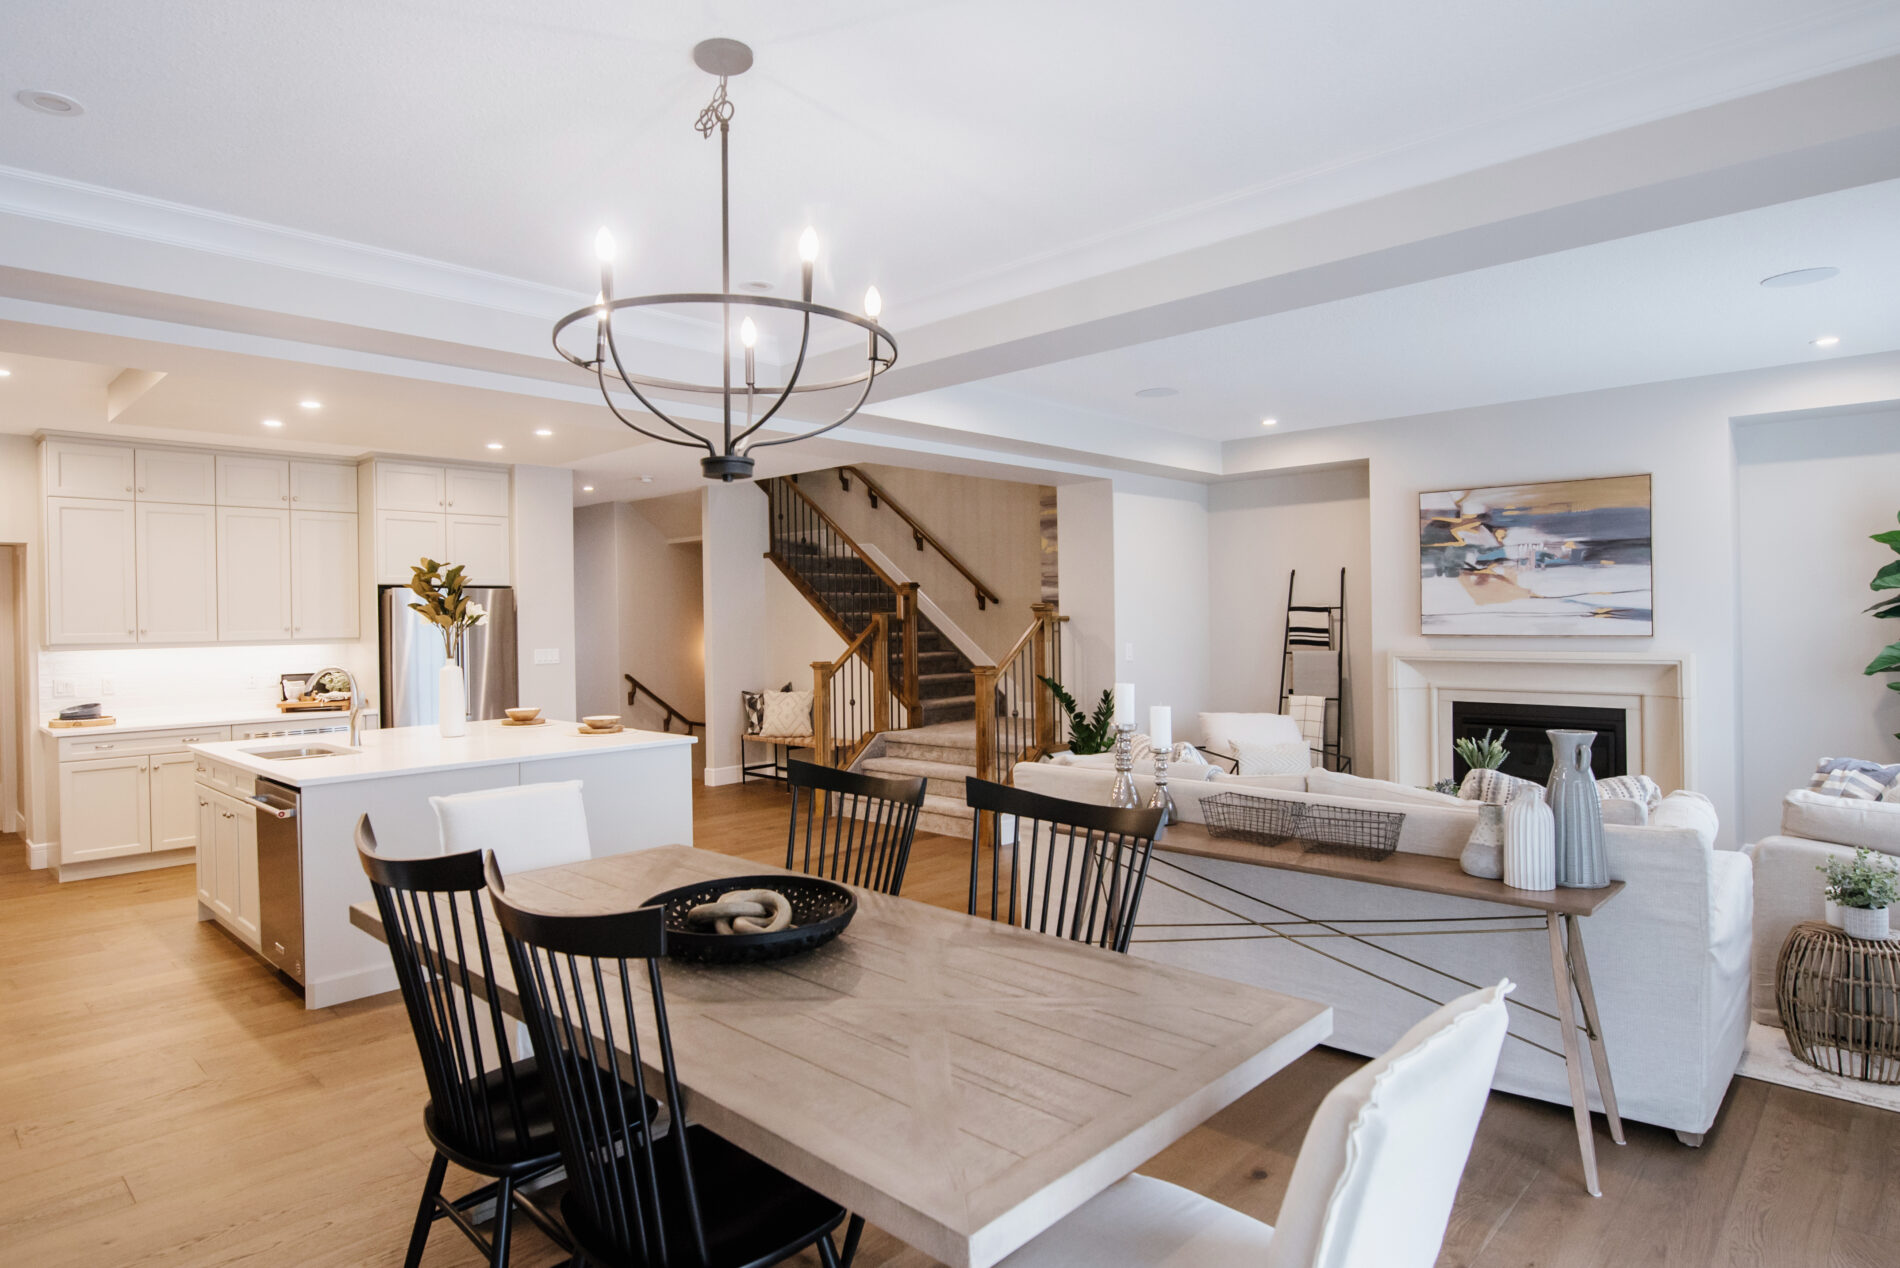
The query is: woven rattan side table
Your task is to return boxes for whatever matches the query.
[1776,920,1900,1084]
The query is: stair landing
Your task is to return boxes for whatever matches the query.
[860,721,978,836]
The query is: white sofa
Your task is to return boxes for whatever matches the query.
[1746,790,1900,1025]
[1012,759,1753,1144]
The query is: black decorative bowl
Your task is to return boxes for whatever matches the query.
[645,874,857,965]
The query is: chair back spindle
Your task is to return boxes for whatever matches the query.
[786,758,926,896]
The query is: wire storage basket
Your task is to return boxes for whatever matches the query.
[1201,792,1404,862]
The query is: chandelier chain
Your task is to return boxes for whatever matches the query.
[694,79,733,138]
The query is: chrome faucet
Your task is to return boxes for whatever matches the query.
[309,666,365,745]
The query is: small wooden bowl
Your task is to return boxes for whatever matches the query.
[582,715,620,730]
[505,707,541,722]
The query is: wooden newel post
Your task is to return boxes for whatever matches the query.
[900,583,921,718]
[811,661,833,768]
[871,614,892,734]
[972,665,999,785]
[1030,602,1056,757]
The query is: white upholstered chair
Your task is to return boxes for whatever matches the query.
[999,979,1513,1268]
[430,780,592,873]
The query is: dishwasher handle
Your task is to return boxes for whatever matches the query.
[246,794,297,820]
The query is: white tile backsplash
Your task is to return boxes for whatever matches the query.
[38,642,379,720]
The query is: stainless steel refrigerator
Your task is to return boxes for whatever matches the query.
[378,585,518,729]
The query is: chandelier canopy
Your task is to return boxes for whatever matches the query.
[552,38,898,482]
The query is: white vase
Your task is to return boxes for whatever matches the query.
[438,662,468,738]
[1503,786,1556,892]
[1841,904,1891,941]
[1824,898,1844,929]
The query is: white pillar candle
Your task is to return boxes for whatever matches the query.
[1149,705,1171,751]
[1113,682,1135,728]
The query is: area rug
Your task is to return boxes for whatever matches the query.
[1736,1021,1900,1112]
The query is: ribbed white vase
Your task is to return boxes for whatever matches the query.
[438,663,468,738]
[1503,786,1556,892]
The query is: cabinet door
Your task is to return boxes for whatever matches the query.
[291,511,359,639]
[376,510,446,584]
[135,449,216,504]
[59,756,151,863]
[376,462,446,513]
[445,466,510,517]
[46,497,139,644]
[290,461,359,513]
[196,791,217,907]
[135,502,220,642]
[45,439,135,499]
[235,804,261,947]
[150,752,201,851]
[211,794,241,922]
[217,506,294,640]
[216,455,292,509]
[446,515,510,584]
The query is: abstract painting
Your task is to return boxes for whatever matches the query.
[1419,475,1652,635]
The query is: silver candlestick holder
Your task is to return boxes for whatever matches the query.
[1147,742,1178,831]
[1108,724,1140,808]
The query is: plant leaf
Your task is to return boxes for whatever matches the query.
[1873,529,1900,550]
[1873,560,1900,592]
[1864,643,1900,675]
[1869,594,1900,618]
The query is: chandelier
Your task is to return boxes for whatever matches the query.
[552,38,898,482]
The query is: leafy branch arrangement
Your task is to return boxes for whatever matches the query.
[407,558,488,661]
[1454,728,1510,771]
[1039,676,1118,755]
[1820,847,1900,911]
[1864,512,1900,739]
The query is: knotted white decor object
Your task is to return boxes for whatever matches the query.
[686,888,794,935]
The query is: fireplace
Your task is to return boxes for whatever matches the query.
[1450,700,1628,783]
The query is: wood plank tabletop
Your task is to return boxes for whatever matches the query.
[1155,821,1625,916]
[349,844,1332,1268]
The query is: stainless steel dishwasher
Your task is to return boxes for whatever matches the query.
[251,778,305,984]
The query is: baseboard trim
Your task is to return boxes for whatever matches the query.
[703,764,743,787]
[25,838,50,869]
[305,963,399,1010]
[55,848,194,883]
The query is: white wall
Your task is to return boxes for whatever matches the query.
[1054,479,1116,715]
[617,505,704,739]
[1736,406,1900,842]
[762,564,846,696]
[0,433,47,848]
[700,483,768,783]
[511,465,577,722]
[1112,475,1212,742]
[1207,464,1372,770]
[0,546,17,833]
[572,502,618,719]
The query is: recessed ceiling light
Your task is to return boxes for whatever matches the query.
[743,281,773,292]
[534,427,553,437]
[1134,387,1177,398]
[1812,335,1841,348]
[0,368,11,378]
[581,485,595,492]
[1761,267,1840,288]
[261,418,283,428]
[639,475,653,483]
[299,399,321,410]
[16,89,83,117]
[1261,417,1278,427]
[486,442,504,450]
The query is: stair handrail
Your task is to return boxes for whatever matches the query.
[624,675,704,734]
[765,477,921,719]
[835,466,1004,611]
[811,613,891,768]
[971,602,1063,786]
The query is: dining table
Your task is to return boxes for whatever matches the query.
[350,843,1332,1268]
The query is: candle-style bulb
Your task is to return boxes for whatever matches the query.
[863,286,882,319]
[798,226,819,263]
[594,227,616,262]
[594,291,607,318]
[739,316,758,349]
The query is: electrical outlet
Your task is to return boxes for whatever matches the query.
[54,678,75,698]
[533,648,560,665]
[245,674,259,690]
[1124,642,1135,663]
[100,678,114,696]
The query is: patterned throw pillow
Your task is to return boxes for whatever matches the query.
[1129,733,1210,766]
[760,690,814,738]
[1458,767,1542,805]
[1810,757,1900,801]
[1596,773,1662,809]
[741,691,766,735]
[1233,739,1313,777]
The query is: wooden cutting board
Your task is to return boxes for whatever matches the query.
[49,716,117,729]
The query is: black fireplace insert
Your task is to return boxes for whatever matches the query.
[1450,701,1627,784]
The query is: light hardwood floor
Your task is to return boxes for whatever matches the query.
[2,782,1896,1266]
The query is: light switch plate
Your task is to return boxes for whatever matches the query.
[533,648,560,665]
[53,678,74,697]
[1124,642,1135,662]
[100,678,114,695]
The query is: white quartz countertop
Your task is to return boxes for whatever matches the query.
[41,706,357,737]
[186,719,695,787]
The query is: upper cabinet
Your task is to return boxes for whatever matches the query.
[291,511,360,640]
[216,455,292,509]
[289,461,358,513]
[446,466,510,518]
[217,506,294,641]
[376,462,447,513]
[370,460,510,584]
[135,449,217,504]
[44,439,136,499]
[135,502,219,643]
[46,498,138,644]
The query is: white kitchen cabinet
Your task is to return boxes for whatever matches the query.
[45,438,135,499]
[446,466,510,517]
[376,462,447,513]
[150,752,201,852]
[290,461,358,512]
[291,510,360,639]
[135,449,217,504]
[216,455,292,509]
[235,802,260,947]
[376,509,447,583]
[446,514,511,584]
[217,506,294,640]
[210,793,241,923]
[46,497,139,644]
[195,785,259,946]
[135,502,220,643]
[196,792,217,907]
[59,755,151,863]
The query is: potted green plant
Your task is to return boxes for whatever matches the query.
[1454,728,1510,772]
[1862,512,1900,738]
[408,558,488,738]
[1037,677,1118,756]
[1820,848,1900,940]
[1453,730,1510,880]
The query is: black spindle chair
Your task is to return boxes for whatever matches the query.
[964,778,1164,953]
[785,758,927,896]
[484,854,851,1268]
[356,816,573,1268]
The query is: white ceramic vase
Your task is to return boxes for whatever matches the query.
[1824,897,1844,929]
[1841,904,1891,941]
[1503,786,1556,891]
[438,662,468,738]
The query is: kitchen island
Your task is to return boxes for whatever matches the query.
[187,719,695,1007]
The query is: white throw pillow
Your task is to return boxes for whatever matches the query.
[1307,770,1469,808]
[1782,789,1900,856]
[1596,773,1662,810]
[1233,738,1312,777]
[1648,790,1718,849]
[1200,712,1302,756]
[760,690,814,737]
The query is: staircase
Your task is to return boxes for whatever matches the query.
[857,721,980,836]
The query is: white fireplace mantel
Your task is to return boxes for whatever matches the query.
[1386,650,1694,792]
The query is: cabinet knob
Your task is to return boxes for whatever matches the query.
[281,494,288,502]
[124,485,133,492]
[137,486,144,493]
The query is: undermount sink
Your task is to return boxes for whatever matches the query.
[243,743,359,761]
